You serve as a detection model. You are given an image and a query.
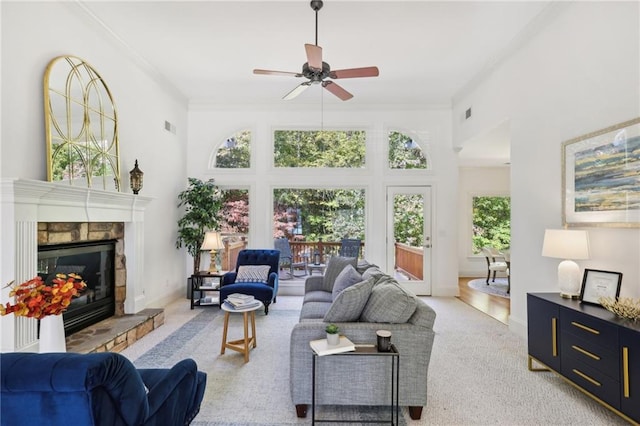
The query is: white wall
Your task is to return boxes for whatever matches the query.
[452,1,640,336]
[187,104,459,296]
[1,2,190,308]
[457,166,510,277]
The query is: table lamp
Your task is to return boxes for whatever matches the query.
[541,229,590,298]
[201,231,224,273]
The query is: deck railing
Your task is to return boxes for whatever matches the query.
[220,238,422,281]
[394,242,423,280]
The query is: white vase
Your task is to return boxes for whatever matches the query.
[326,333,340,346]
[39,315,66,353]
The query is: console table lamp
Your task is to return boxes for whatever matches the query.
[541,229,590,298]
[201,231,224,273]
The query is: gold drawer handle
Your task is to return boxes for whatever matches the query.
[573,369,601,387]
[623,347,630,398]
[571,321,600,335]
[571,345,600,361]
[552,317,557,357]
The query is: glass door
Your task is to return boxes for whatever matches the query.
[387,186,432,295]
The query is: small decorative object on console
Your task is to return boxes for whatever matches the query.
[599,297,640,321]
[310,335,355,356]
[325,323,339,345]
[579,268,622,306]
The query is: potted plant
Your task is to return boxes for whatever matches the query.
[176,178,223,275]
[325,323,340,345]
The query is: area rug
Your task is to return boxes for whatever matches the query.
[129,307,407,425]
[467,277,510,298]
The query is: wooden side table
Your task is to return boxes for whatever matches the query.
[220,300,263,363]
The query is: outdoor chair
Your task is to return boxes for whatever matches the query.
[274,238,308,279]
[339,238,361,258]
[481,246,508,285]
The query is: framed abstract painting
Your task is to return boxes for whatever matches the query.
[562,117,640,227]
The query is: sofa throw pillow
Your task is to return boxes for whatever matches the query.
[360,280,418,323]
[235,265,270,283]
[332,264,363,301]
[324,277,375,322]
[322,256,358,292]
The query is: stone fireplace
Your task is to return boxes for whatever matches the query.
[38,222,124,335]
[1,178,152,352]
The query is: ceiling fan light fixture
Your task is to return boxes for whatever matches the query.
[283,82,311,100]
[253,0,378,101]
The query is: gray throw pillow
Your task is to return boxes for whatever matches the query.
[324,277,375,322]
[332,264,363,300]
[321,256,357,292]
[360,280,418,323]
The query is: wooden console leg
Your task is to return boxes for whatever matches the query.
[295,404,308,418]
[409,406,423,420]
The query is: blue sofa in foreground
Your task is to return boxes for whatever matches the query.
[0,352,207,426]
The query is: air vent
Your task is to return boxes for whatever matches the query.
[465,107,472,120]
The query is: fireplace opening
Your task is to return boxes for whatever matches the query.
[37,241,116,336]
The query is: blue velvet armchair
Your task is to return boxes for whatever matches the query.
[0,352,207,426]
[219,249,280,314]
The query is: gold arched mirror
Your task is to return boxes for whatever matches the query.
[44,56,121,191]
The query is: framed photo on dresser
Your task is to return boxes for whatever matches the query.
[579,269,623,306]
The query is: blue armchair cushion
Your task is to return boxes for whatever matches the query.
[0,352,206,426]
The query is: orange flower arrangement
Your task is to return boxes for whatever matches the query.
[0,274,86,319]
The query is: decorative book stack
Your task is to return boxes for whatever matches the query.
[310,336,356,356]
[224,293,261,310]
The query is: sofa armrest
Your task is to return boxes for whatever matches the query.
[221,271,237,285]
[139,358,205,425]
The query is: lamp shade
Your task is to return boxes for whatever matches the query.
[201,232,224,251]
[541,229,590,260]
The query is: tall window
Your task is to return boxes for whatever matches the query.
[215,130,251,168]
[388,130,428,169]
[273,130,366,168]
[273,188,365,242]
[220,189,249,235]
[472,196,511,254]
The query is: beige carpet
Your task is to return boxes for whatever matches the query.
[121,296,627,425]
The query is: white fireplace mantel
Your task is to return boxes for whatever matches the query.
[1,178,153,352]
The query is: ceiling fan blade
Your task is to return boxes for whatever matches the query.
[330,66,379,79]
[283,82,312,100]
[304,44,323,70]
[254,69,301,77]
[322,81,353,101]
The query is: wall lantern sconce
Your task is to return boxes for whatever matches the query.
[129,160,144,194]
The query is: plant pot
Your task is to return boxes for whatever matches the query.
[39,314,66,353]
[326,333,340,346]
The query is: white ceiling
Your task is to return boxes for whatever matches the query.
[79,0,553,164]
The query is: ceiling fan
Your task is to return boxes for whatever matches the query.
[253,0,379,101]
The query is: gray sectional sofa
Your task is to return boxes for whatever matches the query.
[289,257,437,420]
